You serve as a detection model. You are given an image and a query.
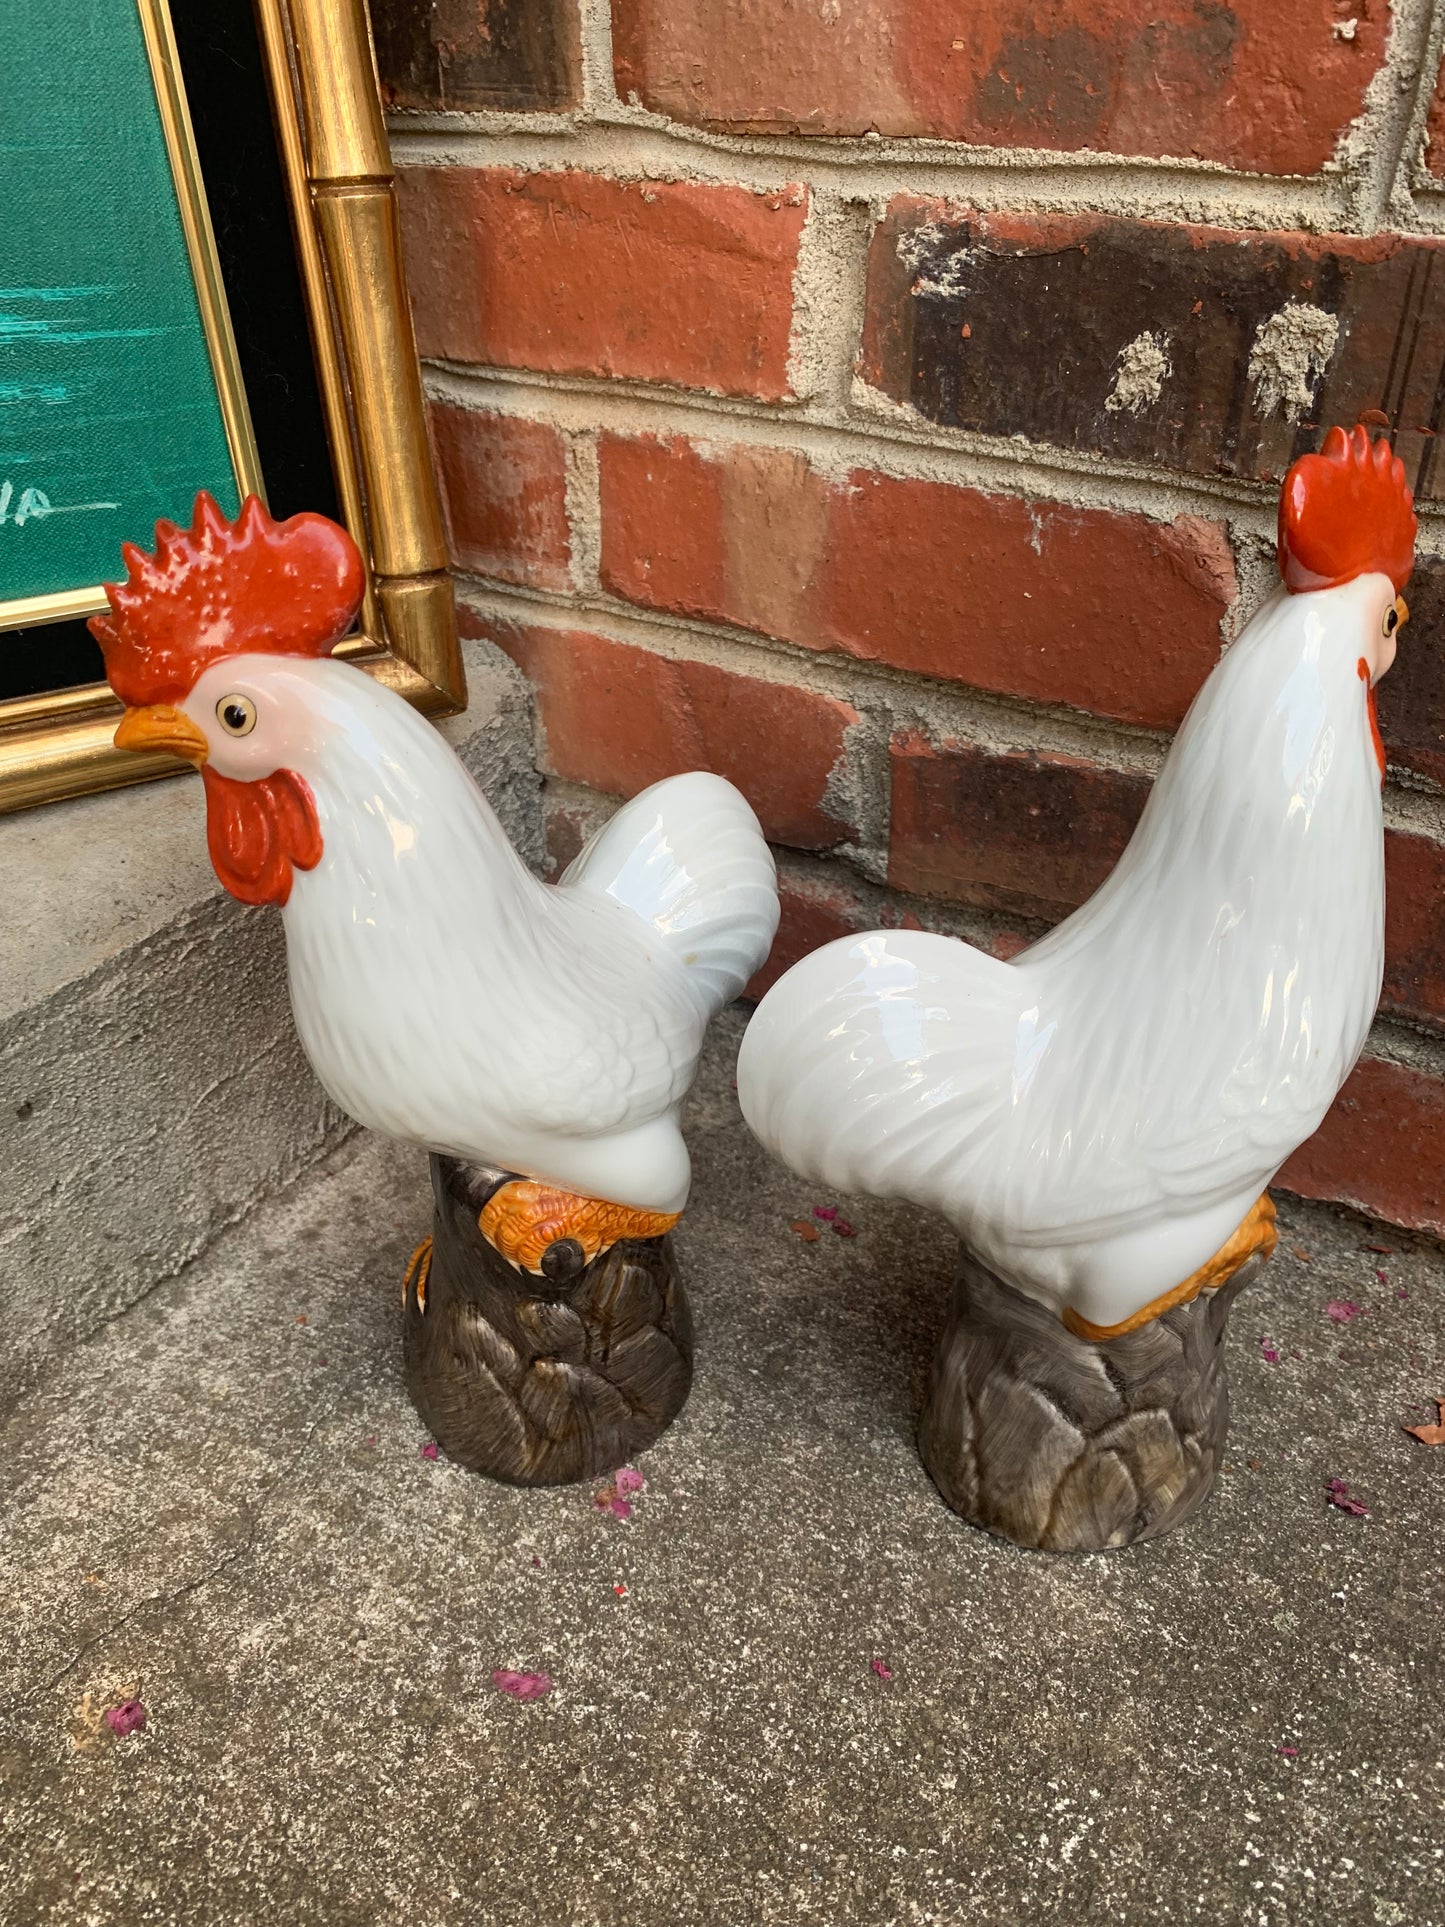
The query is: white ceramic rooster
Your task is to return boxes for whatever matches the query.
[95,493,778,1284]
[742,427,1414,1334]
[739,426,1415,1548]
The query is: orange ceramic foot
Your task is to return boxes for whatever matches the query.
[1062,1193,1278,1342]
[403,1236,433,1315]
[477,1179,681,1280]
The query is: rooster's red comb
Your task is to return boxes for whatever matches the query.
[1278,424,1416,595]
[90,492,366,707]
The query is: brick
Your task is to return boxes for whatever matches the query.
[888,731,1151,920]
[746,866,873,1000]
[542,785,608,879]
[865,207,1445,500]
[396,169,807,399]
[1384,831,1445,1032]
[1426,60,1445,179]
[612,0,1382,174]
[1374,556,1445,787]
[599,434,1232,732]
[465,613,861,849]
[373,0,579,112]
[428,404,571,591]
[1277,1054,1445,1237]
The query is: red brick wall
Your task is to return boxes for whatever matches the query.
[379,0,1445,1237]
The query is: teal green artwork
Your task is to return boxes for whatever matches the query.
[0,0,241,608]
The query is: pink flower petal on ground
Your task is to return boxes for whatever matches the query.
[812,1205,837,1221]
[615,1467,645,1496]
[105,1699,146,1738]
[1326,1300,1363,1324]
[1325,1478,1369,1517]
[870,1657,893,1681]
[420,1442,439,1461]
[1278,1745,1299,1758]
[1374,1269,1389,1287]
[1260,1338,1280,1363]
[833,1219,856,1238]
[493,1669,553,1701]
[608,1498,633,1520]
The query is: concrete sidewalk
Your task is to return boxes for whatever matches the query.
[2,1008,1442,1925]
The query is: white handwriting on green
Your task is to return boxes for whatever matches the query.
[0,480,119,528]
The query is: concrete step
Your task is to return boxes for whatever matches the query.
[0,640,541,1402]
[1,1007,1442,1923]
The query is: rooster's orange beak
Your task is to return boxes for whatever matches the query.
[114,705,209,766]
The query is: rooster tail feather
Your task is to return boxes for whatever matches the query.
[738,928,1021,1219]
[558,772,779,1015]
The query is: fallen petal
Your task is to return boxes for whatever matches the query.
[105,1699,146,1738]
[1324,1478,1369,1517]
[833,1219,857,1239]
[419,1442,439,1462]
[1326,1300,1363,1324]
[1260,1338,1280,1364]
[812,1205,837,1222]
[608,1497,633,1521]
[615,1467,645,1496]
[870,1657,893,1681]
[492,1669,553,1701]
[790,1219,820,1242]
[1403,1399,1445,1446]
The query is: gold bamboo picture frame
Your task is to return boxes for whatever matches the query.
[0,0,461,815]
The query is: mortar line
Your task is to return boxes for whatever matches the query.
[561,428,602,596]
[422,365,1283,529]
[1346,0,1443,232]
[1366,1009,1445,1075]
[387,119,1355,232]
[421,362,1445,548]
[574,0,618,117]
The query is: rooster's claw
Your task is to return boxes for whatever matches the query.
[541,1237,587,1285]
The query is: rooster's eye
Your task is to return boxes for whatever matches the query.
[216,694,257,736]
[1384,596,1408,638]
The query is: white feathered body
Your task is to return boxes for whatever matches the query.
[259,659,776,1213]
[738,580,1388,1329]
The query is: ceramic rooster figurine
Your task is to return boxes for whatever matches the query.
[95,492,778,1483]
[740,425,1415,1550]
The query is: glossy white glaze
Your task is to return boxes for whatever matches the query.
[739,574,1397,1328]
[178,654,779,1212]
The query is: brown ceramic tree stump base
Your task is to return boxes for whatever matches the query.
[918,1248,1264,1552]
[403,1156,693,1486]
